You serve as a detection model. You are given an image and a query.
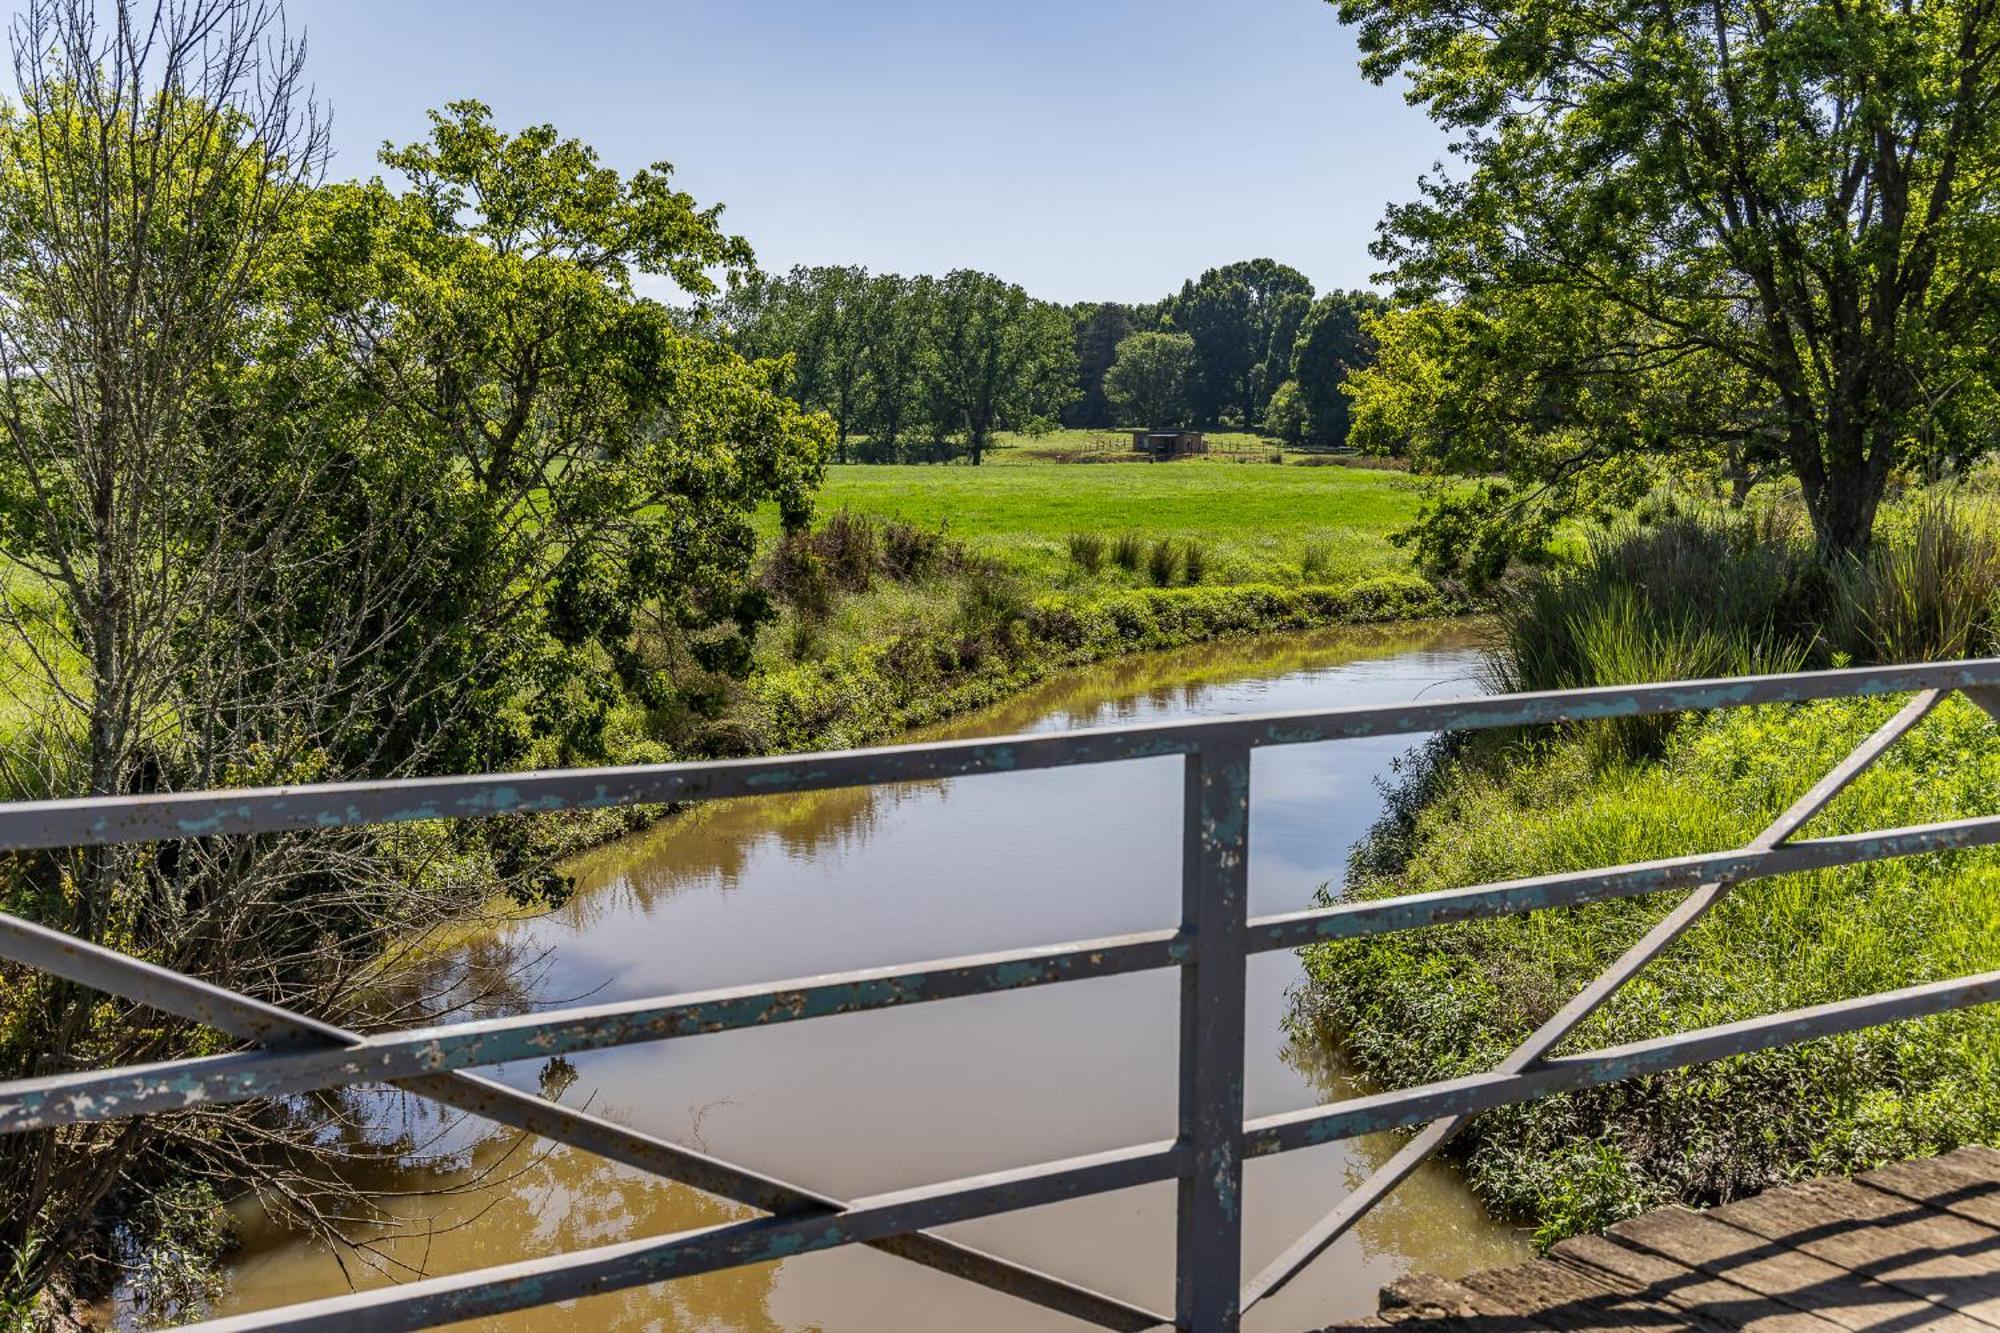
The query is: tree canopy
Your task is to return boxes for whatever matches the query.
[1103,332,1198,429]
[1168,258,1315,428]
[1336,0,2000,560]
[1291,289,1387,447]
[724,266,1074,463]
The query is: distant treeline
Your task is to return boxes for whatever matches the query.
[721,259,1385,462]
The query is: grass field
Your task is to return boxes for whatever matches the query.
[800,448,1428,587]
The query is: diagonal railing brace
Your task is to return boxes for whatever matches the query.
[0,908,1166,1331]
[1239,686,1949,1313]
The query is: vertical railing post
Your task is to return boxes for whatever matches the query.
[1175,739,1252,1332]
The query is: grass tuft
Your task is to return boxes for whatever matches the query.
[1066,531,1106,574]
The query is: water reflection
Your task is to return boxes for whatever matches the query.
[214,620,1526,1331]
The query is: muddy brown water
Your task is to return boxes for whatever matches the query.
[211,620,1530,1330]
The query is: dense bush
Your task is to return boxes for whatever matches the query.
[1491,502,2000,758]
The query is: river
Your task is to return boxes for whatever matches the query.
[212,619,1529,1330]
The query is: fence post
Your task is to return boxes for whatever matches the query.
[1176,739,1252,1331]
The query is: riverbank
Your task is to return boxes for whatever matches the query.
[1293,506,2000,1251]
[523,571,1456,864]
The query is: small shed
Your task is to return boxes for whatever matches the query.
[1130,430,1208,461]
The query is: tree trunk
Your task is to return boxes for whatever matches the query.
[1798,434,1888,559]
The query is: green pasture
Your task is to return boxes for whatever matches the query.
[797,448,1427,587]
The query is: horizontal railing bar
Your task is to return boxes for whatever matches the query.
[1246,813,2000,951]
[0,927,1186,1135]
[4,659,1994,852]
[1242,967,2000,1157]
[181,1137,1185,1333]
[0,910,1166,1332]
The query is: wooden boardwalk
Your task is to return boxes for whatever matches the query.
[1327,1147,2000,1333]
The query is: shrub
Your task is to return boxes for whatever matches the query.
[763,533,836,617]
[1147,538,1182,586]
[816,509,880,591]
[1067,531,1106,574]
[881,519,951,581]
[1110,532,1145,571]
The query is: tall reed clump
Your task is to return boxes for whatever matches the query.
[1491,512,1819,694]
[1300,538,1332,580]
[1490,512,1819,758]
[1066,531,1106,574]
[1831,496,2000,663]
[1147,537,1182,587]
[1182,539,1210,584]
[1489,499,2000,760]
[1110,532,1145,572]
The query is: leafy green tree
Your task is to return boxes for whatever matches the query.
[1066,302,1136,427]
[1265,379,1310,444]
[315,101,828,766]
[1349,298,1711,577]
[1292,289,1388,446]
[1261,291,1312,418]
[923,270,1077,463]
[858,272,929,459]
[1103,331,1198,428]
[724,265,875,460]
[1170,259,1314,427]
[1337,0,2000,556]
[0,59,830,1310]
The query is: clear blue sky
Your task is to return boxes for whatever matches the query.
[289,1,1446,304]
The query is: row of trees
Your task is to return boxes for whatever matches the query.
[0,0,826,1313]
[727,258,1390,460]
[1093,283,1386,443]
[722,266,1076,463]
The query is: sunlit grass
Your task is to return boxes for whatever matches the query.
[780,453,1428,588]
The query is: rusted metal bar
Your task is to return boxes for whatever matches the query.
[0,910,1167,1331]
[1176,741,1252,1332]
[6,660,1997,853]
[0,663,1991,1332]
[181,1137,1185,1333]
[1241,966,2000,1156]
[0,926,1185,1135]
[1238,689,1946,1310]
[1244,813,2000,950]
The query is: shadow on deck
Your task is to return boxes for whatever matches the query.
[1325,1147,2000,1333]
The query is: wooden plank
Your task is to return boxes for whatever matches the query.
[1708,1178,2000,1323]
[1554,1233,1849,1333]
[1373,1272,1548,1332]
[1379,1273,1486,1320]
[1607,1205,1989,1332]
[1944,1148,2000,1177]
[1460,1258,1700,1332]
[1861,1156,2000,1232]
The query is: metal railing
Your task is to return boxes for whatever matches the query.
[5,659,2000,1330]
